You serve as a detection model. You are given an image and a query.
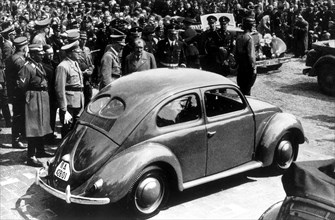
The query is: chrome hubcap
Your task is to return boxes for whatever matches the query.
[135,177,164,214]
[277,140,294,169]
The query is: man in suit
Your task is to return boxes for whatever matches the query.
[17,44,53,167]
[155,23,186,68]
[55,40,84,138]
[99,32,126,90]
[124,38,157,75]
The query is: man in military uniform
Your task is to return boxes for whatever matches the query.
[121,26,143,73]
[236,17,257,95]
[201,15,220,73]
[0,24,16,127]
[99,32,126,90]
[55,40,84,138]
[5,36,29,148]
[32,18,51,46]
[77,31,94,106]
[17,44,53,167]
[216,15,235,76]
[156,23,187,68]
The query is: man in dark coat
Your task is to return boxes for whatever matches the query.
[293,14,309,58]
[42,44,58,141]
[17,44,53,167]
[236,17,257,96]
[156,23,187,68]
[5,36,29,148]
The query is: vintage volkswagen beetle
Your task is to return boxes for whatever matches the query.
[36,68,305,218]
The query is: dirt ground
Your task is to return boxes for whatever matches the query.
[228,57,335,159]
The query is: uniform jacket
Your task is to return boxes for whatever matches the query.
[99,46,121,88]
[5,51,26,99]
[1,39,14,83]
[17,59,52,137]
[55,57,84,112]
[124,50,157,75]
[156,39,186,66]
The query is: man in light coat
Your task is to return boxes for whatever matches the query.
[55,40,84,137]
[99,32,126,90]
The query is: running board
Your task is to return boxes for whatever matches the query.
[182,161,264,190]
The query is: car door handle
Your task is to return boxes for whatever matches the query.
[207,131,216,138]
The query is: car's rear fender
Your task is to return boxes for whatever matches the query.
[255,113,305,166]
[89,142,183,203]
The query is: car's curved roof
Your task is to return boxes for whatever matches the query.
[88,68,237,144]
[110,68,236,95]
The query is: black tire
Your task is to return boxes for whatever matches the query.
[126,166,170,219]
[272,132,298,172]
[315,56,335,96]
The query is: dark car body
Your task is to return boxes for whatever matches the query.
[36,68,305,217]
[259,159,335,220]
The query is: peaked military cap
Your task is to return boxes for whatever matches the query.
[0,25,15,35]
[29,44,44,53]
[166,23,178,33]
[61,40,80,51]
[13,36,28,47]
[219,16,230,24]
[35,18,51,27]
[66,29,80,42]
[207,15,217,24]
[130,26,143,35]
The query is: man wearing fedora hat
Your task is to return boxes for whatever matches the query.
[17,43,53,166]
[99,31,126,90]
[5,36,30,149]
[236,17,257,95]
[55,40,84,138]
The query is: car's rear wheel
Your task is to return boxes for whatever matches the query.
[127,166,169,218]
[273,133,298,171]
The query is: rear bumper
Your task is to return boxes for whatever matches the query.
[35,168,110,205]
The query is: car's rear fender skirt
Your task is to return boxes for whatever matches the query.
[256,113,305,166]
[92,143,183,203]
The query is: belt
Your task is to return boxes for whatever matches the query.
[112,74,121,78]
[160,62,178,67]
[65,86,83,92]
[27,87,48,91]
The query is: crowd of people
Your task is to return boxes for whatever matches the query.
[0,0,334,167]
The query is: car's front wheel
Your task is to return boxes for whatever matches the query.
[273,133,298,171]
[127,166,170,218]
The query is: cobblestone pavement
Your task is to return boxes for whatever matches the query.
[1,58,334,220]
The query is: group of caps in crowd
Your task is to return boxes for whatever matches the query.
[0,0,334,167]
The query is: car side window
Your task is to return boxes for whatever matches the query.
[205,88,245,117]
[157,94,201,127]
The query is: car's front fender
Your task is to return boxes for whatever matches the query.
[256,113,305,166]
[89,142,183,203]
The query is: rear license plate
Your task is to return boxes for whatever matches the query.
[54,161,70,181]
